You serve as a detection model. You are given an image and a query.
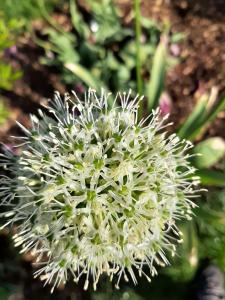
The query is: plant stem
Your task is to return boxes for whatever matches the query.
[134,0,142,96]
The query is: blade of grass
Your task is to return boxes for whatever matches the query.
[196,169,225,187]
[64,63,102,91]
[147,36,168,112]
[177,94,208,140]
[188,93,225,140]
[134,0,142,96]
[70,0,89,38]
[202,92,225,129]
[178,90,225,141]
[0,100,9,125]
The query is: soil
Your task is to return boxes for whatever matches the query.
[0,0,225,299]
[119,0,225,138]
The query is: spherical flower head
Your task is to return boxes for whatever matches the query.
[0,88,199,292]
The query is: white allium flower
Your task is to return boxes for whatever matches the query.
[0,88,199,292]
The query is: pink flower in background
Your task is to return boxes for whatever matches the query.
[4,45,17,58]
[170,44,181,57]
[159,92,172,116]
[74,83,85,94]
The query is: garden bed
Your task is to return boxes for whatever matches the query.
[0,1,225,299]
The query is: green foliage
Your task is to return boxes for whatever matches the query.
[0,19,23,93]
[191,137,225,169]
[44,28,78,63]
[86,0,130,44]
[170,32,186,43]
[134,0,143,96]
[0,18,22,51]
[39,0,132,90]
[65,62,104,91]
[178,90,225,141]
[1,0,181,106]
[147,36,168,110]
[158,86,225,282]
[0,63,22,91]
[165,222,198,282]
[165,189,225,284]
[0,101,9,125]
[0,0,60,27]
[91,275,187,300]
[38,0,180,95]
[92,282,144,300]
[195,169,225,188]
[177,94,209,140]
[177,88,225,189]
[70,0,89,38]
[197,190,225,271]
[0,287,10,300]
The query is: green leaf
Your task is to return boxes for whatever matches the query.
[37,0,67,36]
[0,100,9,125]
[64,62,102,90]
[141,17,159,30]
[44,28,77,60]
[165,222,198,281]
[204,92,225,128]
[147,36,167,111]
[86,0,128,44]
[195,190,225,272]
[0,63,23,91]
[0,287,10,300]
[189,91,225,140]
[69,0,90,38]
[196,169,225,187]
[178,90,225,141]
[170,32,186,44]
[177,94,208,140]
[0,0,58,26]
[192,137,225,169]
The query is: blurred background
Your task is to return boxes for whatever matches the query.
[0,0,225,299]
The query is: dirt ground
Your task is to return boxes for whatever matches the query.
[119,0,225,137]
